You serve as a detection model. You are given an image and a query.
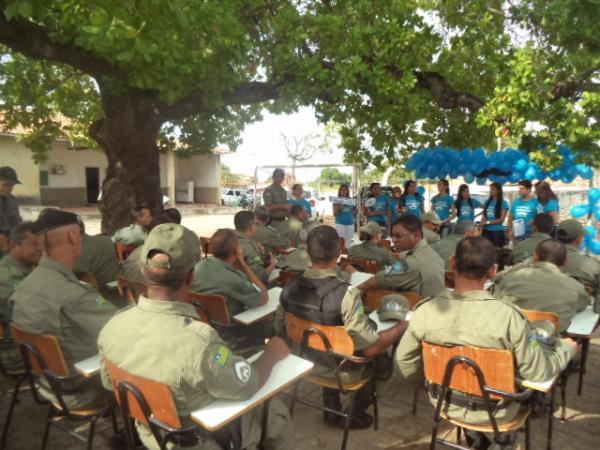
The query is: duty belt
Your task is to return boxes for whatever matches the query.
[427,383,503,412]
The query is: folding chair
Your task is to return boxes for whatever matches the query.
[423,342,532,450]
[76,272,99,289]
[117,275,148,305]
[105,359,208,450]
[339,257,380,274]
[6,324,116,450]
[199,237,211,259]
[286,313,377,450]
[364,289,421,313]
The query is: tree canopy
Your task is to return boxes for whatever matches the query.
[314,167,351,188]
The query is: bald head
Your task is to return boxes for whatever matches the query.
[209,229,238,260]
[534,239,567,267]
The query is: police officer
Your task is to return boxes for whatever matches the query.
[10,209,117,408]
[112,206,153,245]
[254,206,291,252]
[98,223,294,450]
[494,239,590,332]
[263,168,290,227]
[276,204,307,245]
[360,215,444,299]
[276,223,315,273]
[275,225,407,428]
[430,221,479,270]
[0,166,23,237]
[556,219,600,312]
[509,213,554,265]
[395,237,577,449]
[234,210,276,284]
[422,212,442,244]
[348,221,394,266]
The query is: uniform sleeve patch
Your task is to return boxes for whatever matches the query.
[95,295,107,305]
[214,345,230,367]
[251,283,261,292]
[354,302,365,317]
[234,361,252,383]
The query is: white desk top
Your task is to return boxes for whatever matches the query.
[521,374,560,393]
[74,354,101,378]
[268,269,281,282]
[105,280,119,289]
[233,287,282,325]
[567,307,599,337]
[191,354,313,431]
[350,271,373,287]
[369,310,412,332]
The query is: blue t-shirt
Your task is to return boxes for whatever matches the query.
[431,194,454,221]
[335,203,355,226]
[368,194,389,225]
[511,197,539,233]
[402,194,423,218]
[537,198,559,215]
[483,199,509,231]
[456,198,481,223]
[389,198,402,224]
[288,198,312,217]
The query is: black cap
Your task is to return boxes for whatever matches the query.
[0,166,20,184]
[33,209,79,234]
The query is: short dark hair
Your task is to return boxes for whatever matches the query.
[131,206,149,220]
[290,204,305,217]
[307,225,340,264]
[9,221,37,244]
[209,229,238,259]
[455,237,496,279]
[141,252,191,289]
[254,206,270,223]
[161,208,181,224]
[535,239,567,266]
[393,215,422,236]
[533,213,554,234]
[234,210,255,231]
[518,179,532,190]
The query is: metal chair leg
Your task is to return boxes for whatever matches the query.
[546,388,554,450]
[0,375,25,450]
[86,416,99,450]
[560,374,567,422]
[340,393,355,450]
[41,407,53,450]
[577,338,589,396]
[524,417,530,450]
[289,380,301,416]
[456,426,461,444]
[110,407,118,434]
[371,380,378,431]
[411,385,420,415]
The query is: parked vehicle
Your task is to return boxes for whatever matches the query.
[221,188,248,206]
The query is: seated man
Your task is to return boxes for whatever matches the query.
[254,206,291,252]
[276,204,307,245]
[10,210,117,408]
[422,212,442,244]
[509,213,554,265]
[494,239,590,332]
[348,221,394,266]
[276,223,315,272]
[275,225,407,429]
[396,237,577,448]
[360,215,444,298]
[98,223,293,450]
[556,219,600,312]
[234,210,276,284]
[112,206,153,245]
[431,221,479,270]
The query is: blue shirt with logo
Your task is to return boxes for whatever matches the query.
[537,198,559,215]
[456,198,481,223]
[368,194,390,226]
[511,197,539,233]
[483,199,509,231]
[389,198,402,225]
[288,198,312,217]
[402,194,424,219]
[335,203,355,226]
[431,194,454,221]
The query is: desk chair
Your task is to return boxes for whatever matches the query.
[117,275,148,305]
[444,271,455,289]
[364,289,421,313]
[116,243,138,265]
[339,257,380,274]
[199,237,211,259]
[105,360,209,450]
[76,272,99,289]
[278,270,300,287]
[6,324,116,450]
[286,313,377,450]
[423,342,532,450]
[378,240,392,251]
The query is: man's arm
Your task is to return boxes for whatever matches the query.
[362,322,408,358]
[236,245,269,304]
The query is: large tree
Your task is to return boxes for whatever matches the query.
[0,1,598,231]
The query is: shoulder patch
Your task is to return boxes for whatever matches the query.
[95,295,107,306]
[214,345,231,367]
[234,361,252,383]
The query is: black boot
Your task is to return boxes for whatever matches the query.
[346,386,374,429]
[322,388,342,426]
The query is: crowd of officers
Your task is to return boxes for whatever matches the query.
[0,165,599,450]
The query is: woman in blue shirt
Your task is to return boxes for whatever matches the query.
[389,186,403,225]
[535,181,560,225]
[365,182,390,230]
[430,179,453,236]
[288,183,312,219]
[333,184,356,245]
[400,180,424,219]
[480,182,509,248]
[452,184,481,223]
[508,179,538,242]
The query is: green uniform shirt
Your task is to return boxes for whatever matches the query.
[255,224,291,251]
[112,223,148,245]
[430,234,462,270]
[0,254,31,323]
[0,194,22,235]
[423,227,441,245]
[192,257,262,316]
[122,246,144,282]
[276,248,311,272]
[276,217,303,245]
[562,245,600,312]
[74,233,120,286]
[348,240,394,266]
[494,261,591,332]
[509,233,551,266]
[234,230,271,284]
[10,256,117,366]
[395,289,576,424]
[263,183,288,222]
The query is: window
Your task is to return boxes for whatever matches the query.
[40,170,49,187]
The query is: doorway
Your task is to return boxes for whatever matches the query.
[85,167,100,204]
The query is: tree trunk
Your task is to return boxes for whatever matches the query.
[89,89,164,234]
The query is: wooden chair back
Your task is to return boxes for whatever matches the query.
[444,271,455,289]
[364,289,421,312]
[116,243,138,264]
[286,313,354,356]
[76,272,99,289]
[117,275,147,305]
[9,323,69,377]
[0,235,9,252]
[279,270,300,286]
[378,240,392,251]
[200,237,211,259]
[522,309,560,332]
[187,291,231,326]
[422,342,516,398]
[339,257,380,274]
[105,359,181,429]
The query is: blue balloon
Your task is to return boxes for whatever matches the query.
[595,208,600,222]
[562,174,575,184]
[589,188,600,204]
[588,240,600,255]
[476,177,487,186]
[464,173,474,184]
[496,176,508,184]
[515,158,528,171]
[524,166,538,180]
[571,204,591,218]
[585,225,597,241]
[508,172,521,183]
[417,186,426,196]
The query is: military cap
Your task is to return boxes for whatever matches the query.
[557,219,585,240]
[453,221,477,235]
[422,212,442,225]
[360,221,384,238]
[141,223,200,271]
[0,166,20,184]
[32,209,79,234]
[377,294,410,321]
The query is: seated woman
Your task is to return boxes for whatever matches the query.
[348,222,394,266]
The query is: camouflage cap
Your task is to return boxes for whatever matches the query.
[360,221,384,238]
[422,212,442,225]
[0,166,20,184]
[141,223,200,271]
[377,294,410,321]
[557,219,585,240]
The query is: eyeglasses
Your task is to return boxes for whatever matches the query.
[391,231,411,239]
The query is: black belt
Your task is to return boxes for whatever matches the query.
[428,383,502,412]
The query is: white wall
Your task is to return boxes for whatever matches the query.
[159,152,221,187]
[40,144,107,188]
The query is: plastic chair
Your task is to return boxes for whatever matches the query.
[339,257,380,274]
[117,275,148,305]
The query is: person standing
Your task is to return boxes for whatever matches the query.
[288,184,312,219]
[452,184,481,223]
[364,183,390,230]
[400,180,424,219]
[0,166,23,237]
[508,180,538,242]
[389,186,404,226]
[480,182,509,248]
[430,180,453,236]
[263,168,290,227]
[333,184,355,246]
[535,181,560,224]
